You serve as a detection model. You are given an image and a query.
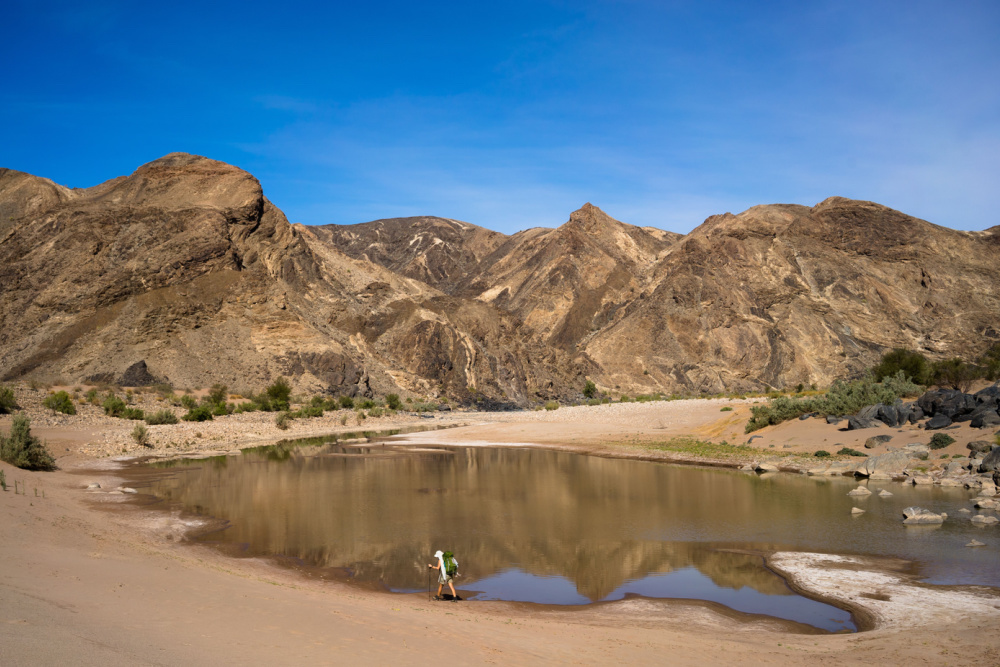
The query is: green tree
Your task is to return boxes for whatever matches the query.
[930,358,982,392]
[266,377,292,411]
[872,348,930,385]
[980,342,1000,381]
[583,380,597,399]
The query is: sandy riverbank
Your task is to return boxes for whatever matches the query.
[2,389,1000,665]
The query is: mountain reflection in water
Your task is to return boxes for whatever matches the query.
[141,444,998,608]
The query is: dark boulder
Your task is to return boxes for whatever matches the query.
[970,408,1000,429]
[917,389,977,419]
[856,404,881,421]
[119,360,160,387]
[925,413,952,430]
[979,447,1000,473]
[974,385,1000,404]
[968,440,995,455]
[847,416,876,430]
[826,415,844,425]
[864,434,893,449]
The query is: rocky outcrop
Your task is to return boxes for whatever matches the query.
[3,154,1000,401]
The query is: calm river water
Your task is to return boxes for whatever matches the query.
[135,439,1000,633]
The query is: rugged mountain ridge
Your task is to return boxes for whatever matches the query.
[2,153,998,402]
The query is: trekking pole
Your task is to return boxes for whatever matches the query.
[427,567,431,601]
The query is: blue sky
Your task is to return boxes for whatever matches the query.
[2,1,998,234]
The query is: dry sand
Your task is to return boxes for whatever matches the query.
[2,388,1000,665]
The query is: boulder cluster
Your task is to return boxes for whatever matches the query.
[839,385,1000,432]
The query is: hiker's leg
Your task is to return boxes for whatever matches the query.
[448,580,456,597]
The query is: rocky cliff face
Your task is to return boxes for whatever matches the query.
[2,154,998,402]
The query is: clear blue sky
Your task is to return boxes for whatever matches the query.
[3,1,998,234]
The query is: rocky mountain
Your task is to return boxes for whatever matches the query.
[1,153,998,403]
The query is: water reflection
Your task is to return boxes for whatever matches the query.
[139,445,998,625]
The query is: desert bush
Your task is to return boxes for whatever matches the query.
[356,409,366,422]
[720,406,733,412]
[745,371,921,433]
[275,411,291,430]
[583,380,597,399]
[180,394,198,410]
[210,402,233,417]
[929,433,956,450]
[385,393,402,410]
[206,383,228,407]
[872,348,931,385]
[0,385,19,414]
[340,414,348,425]
[0,469,5,491]
[587,398,602,406]
[837,447,866,457]
[981,343,1000,381]
[544,401,559,411]
[265,377,292,412]
[153,383,174,396]
[338,395,355,409]
[85,388,100,405]
[182,406,213,422]
[43,390,76,415]
[368,406,384,418]
[145,409,179,425]
[813,450,831,457]
[0,415,56,471]
[103,395,127,417]
[930,358,983,392]
[358,398,377,410]
[293,405,324,419]
[131,423,150,447]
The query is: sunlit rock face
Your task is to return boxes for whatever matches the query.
[3,154,998,401]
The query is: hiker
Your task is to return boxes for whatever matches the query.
[428,549,458,600]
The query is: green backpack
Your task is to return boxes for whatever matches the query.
[442,551,458,577]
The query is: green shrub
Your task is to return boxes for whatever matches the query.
[0,469,5,491]
[358,398,377,410]
[85,388,100,405]
[356,409,366,422]
[182,406,213,422]
[385,393,402,410]
[872,348,931,385]
[145,409,179,425]
[103,395,127,417]
[153,383,174,396]
[837,447,866,457]
[720,406,733,412]
[43,391,76,415]
[210,402,232,417]
[180,394,197,409]
[544,401,559,411]
[266,377,292,412]
[131,423,150,447]
[368,406,384,418]
[293,405,324,418]
[309,395,325,408]
[929,433,955,450]
[0,385,18,414]
[814,450,831,457]
[981,342,1000,381]
[930,358,983,392]
[338,395,355,409]
[587,398,602,406]
[206,383,228,407]
[122,407,144,420]
[0,415,56,470]
[745,371,921,433]
[583,380,597,399]
[275,411,291,430]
